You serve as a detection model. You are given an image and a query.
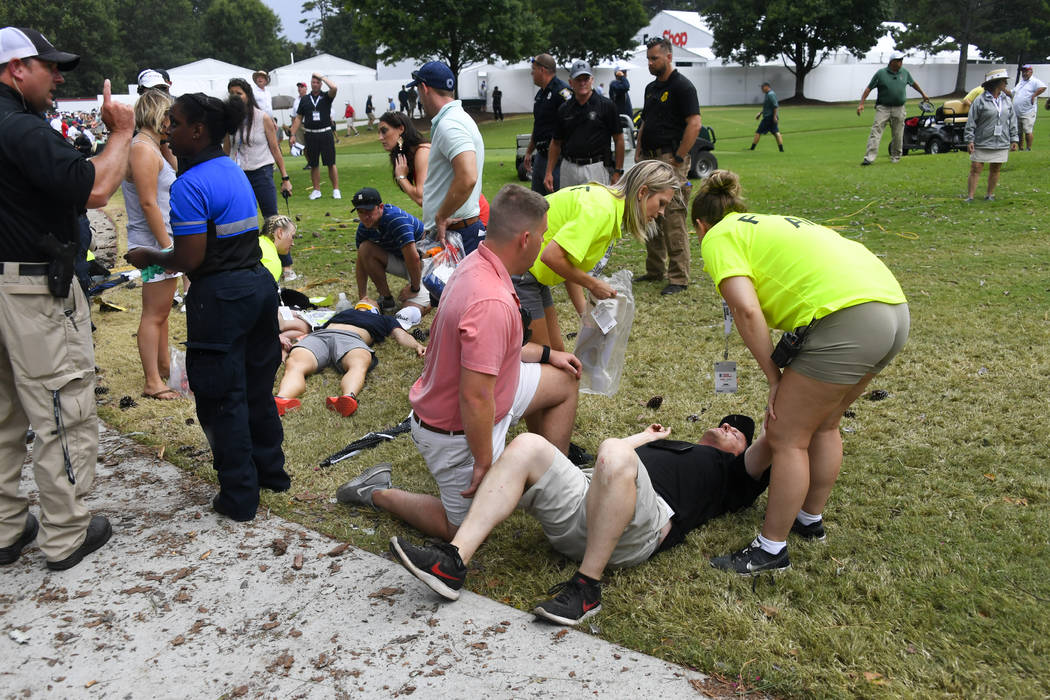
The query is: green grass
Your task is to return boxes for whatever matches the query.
[94,101,1050,698]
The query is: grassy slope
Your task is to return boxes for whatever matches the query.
[94,101,1050,698]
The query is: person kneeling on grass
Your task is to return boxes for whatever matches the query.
[274,307,425,418]
[389,415,775,626]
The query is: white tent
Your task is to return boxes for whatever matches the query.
[161,58,255,97]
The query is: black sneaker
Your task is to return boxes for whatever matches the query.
[710,540,790,575]
[533,575,602,625]
[567,442,594,466]
[0,512,38,565]
[660,283,687,295]
[791,518,826,541]
[378,295,396,315]
[389,536,466,601]
[46,515,112,571]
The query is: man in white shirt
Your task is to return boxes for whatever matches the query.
[1011,64,1046,151]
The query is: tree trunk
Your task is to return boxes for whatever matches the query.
[954,0,977,93]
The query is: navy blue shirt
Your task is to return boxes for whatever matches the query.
[532,76,572,149]
[324,309,399,342]
[355,203,424,257]
[609,76,632,116]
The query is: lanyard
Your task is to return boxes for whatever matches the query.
[722,300,733,360]
[309,94,322,110]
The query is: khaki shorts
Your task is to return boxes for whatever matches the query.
[790,302,910,384]
[517,451,667,568]
[1017,110,1036,135]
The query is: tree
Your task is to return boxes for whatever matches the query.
[536,0,648,66]
[301,1,375,66]
[115,0,204,85]
[703,0,886,99]
[893,0,1050,93]
[352,0,546,92]
[201,0,288,70]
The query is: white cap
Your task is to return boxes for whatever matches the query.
[984,67,1009,82]
[889,51,905,61]
[395,306,422,330]
[0,27,79,70]
[137,69,166,89]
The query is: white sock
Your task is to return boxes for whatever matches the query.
[796,509,823,526]
[756,534,786,555]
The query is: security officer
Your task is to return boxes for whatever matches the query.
[544,60,625,191]
[0,27,134,570]
[636,37,701,296]
[523,53,571,194]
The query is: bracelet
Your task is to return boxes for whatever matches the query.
[397,175,407,180]
[281,176,290,181]
[540,345,551,364]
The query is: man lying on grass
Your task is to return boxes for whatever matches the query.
[390,415,774,625]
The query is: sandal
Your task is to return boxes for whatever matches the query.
[141,389,180,401]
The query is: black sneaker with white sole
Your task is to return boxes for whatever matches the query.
[533,575,602,625]
[710,540,790,575]
[791,518,826,541]
[335,463,392,508]
[389,536,466,601]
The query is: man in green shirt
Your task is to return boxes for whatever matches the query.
[857,52,929,165]
[751,82,783,152]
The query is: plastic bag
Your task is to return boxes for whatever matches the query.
[421,231,465,300]
[575,269,635,396]
[166,346,192,397]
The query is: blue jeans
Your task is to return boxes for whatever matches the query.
[185,265,286,519]
[245,164,292,267]
[456,219,486,256]
[531,151,559,194]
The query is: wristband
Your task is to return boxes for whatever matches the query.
[673,154,684,164]
[281,176,290,181]
[410,285,420,292]
[540,345,551,364]
[614,168,624,174]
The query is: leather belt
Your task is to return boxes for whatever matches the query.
[446,216,480,230]
[304,126,331,133]
[564,155,605,166]
[412,413,464,436]
[0,262,49,276]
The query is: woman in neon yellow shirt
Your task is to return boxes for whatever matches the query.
[515,160,677,351]
[691,170,909,576]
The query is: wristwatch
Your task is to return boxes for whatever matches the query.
[673,154,684,163]
[410,284,420,292]
[613,168,624,174]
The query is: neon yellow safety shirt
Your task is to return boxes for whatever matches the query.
[528,184,626,287]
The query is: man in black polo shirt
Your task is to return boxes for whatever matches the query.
[637,37,701,296]
[391,415,775,626]
[543,60,624,191]
[523,53,572,194]
[0,27,135,571]
[289,72,341,200]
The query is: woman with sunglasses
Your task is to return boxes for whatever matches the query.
[125,93,289,523]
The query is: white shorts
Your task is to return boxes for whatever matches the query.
[518,451,667,568]
[411,361,541,526]
[386,255,431,307]
[1017,110,1036,135]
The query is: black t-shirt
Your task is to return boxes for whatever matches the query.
[532,76,572,149]
[324,308,399,342]
[492,88,502,107]
[640,70,701,151]
[553,92,621,161]
[636,442,770,553]
[296,91,335,129]
[0,84,95,261]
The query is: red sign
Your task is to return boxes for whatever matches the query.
[662,29,688,47]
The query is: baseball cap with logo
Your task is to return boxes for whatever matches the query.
[889,51,905,61]
[137,69,167,90]
[351,187,382,211]
[0,27,80,71]
[569,60,592,79]
[407,61,455,91]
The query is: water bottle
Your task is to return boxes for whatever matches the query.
[334,292,351,311]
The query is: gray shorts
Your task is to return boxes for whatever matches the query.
[511,271,553,319]
[517,450,667,568]
[292,328,373,372]
[790,302,910,384]
[385,255,431,307]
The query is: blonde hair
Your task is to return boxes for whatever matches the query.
[607,160,678,243]
[690,169,746,227]
[134,88,173,133]
[261,214,294,240]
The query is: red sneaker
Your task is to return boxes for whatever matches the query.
[325,394,358,417]
[274,396,301,417]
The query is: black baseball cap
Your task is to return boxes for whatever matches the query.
[0,27,80,71]
[718,414,755,446]
[351,187,382,211]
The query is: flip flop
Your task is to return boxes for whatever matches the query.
[141,389,180,401]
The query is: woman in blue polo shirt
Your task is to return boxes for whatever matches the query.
[125,93,288,522]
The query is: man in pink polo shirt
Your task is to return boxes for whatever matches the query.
[336,184,581,540]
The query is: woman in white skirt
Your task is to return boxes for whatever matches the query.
[964,68,1018,202]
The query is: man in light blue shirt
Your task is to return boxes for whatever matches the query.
[408,61,485,254]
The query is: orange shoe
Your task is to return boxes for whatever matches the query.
[325,394,358,417]
[274,396,301,417]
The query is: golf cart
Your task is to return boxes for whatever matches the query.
[897,99,968,156]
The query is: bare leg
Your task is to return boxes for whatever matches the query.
[523,363,579,453]
[328,164,339,191]
[311,166,320,191]
[338,348,373,397]
[357,242,392,297]
[775,133,784,147]
[138,277,178,395]
[987,163,1002,197]
[967,161,984,199]
[577,438,640,579]
[751,133,761,146]
[527,316,551,349]
[543,306,564,352]
[275,347,318,399]
[373,489,456,541]
[451,433,556,562]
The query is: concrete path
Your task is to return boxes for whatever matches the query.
[1,426,708,698]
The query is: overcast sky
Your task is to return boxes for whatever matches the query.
[261,0,316,44]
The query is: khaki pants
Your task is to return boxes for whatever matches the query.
[864,104,906,162]
[560,160,610,188]
[0,270,97,560]
[640,150,691,285]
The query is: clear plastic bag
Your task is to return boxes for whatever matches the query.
[166,346,192,397]
[575,269,635,396]
[421,231,465,300]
